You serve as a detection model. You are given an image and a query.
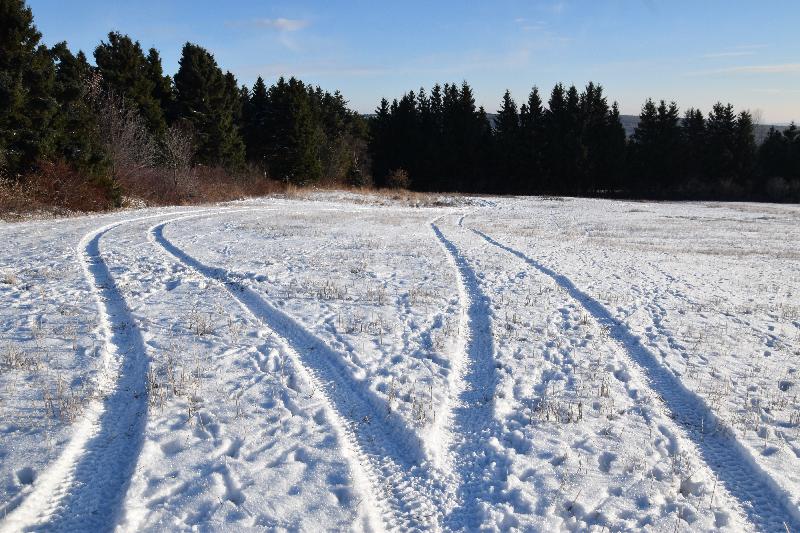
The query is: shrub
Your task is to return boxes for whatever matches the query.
[0,160,119,215]
[387,168,410,190]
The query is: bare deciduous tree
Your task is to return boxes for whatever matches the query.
[162,122,196,193]
[89,81,156,183]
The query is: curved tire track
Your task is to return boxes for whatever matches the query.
[430,217,506,530]
[0,210,206,532]
[471,227,800,532]
[149,212,451,531]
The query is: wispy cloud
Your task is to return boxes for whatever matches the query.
[702,51,755,59]
[714,63,800,74]
[752,88,800,94]
[253,18,309,31]
[548,1,567,14]
[734,43,769,50]
[225,17,310,51]
[688,63,800,76]
[226,17,309,32]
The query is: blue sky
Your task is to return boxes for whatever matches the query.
[28,0,800,123]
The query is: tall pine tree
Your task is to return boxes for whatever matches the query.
[173,43,245,168]
[0,0,58,176]
[94,32,166,134]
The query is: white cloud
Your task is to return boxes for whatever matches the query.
[226,17,309,32]
[715,63,800,74]
[253,18,309,32]
[688,63,800,76]
[702,51,755,59]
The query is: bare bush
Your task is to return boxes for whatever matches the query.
[91,89,157,183]
[162,122,196,193]
[387,168,410,190]
[0,161,117,215]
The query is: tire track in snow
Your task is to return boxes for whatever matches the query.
[149,212,451,531]
[0,210,208,533]
[430,217,507,530]
[471,228,800,532]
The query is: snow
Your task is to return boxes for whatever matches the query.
[1,194,799,531]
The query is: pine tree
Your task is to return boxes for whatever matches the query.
[0,0,58,176]
[173,42,245,168]
[493,90,521,192]
[579,82,611,192]
[519,86,544,193]
[94,32,166,134]
[598,101,627,193]
[263,77,322,184]
[242,76,269,169]
[705,102,738,183]
[145,48,174,122]
[543,83,580,192]
[368,97,392,187]
[681,108,706,184]
[49,43,119,201]
[50,43,108,174]
[629,99,681,193]
[733,111,756,185]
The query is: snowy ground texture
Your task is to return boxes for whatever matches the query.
[1,193,799,532]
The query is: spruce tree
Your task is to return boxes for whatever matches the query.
[579,82,611,192]
[94,32,166,134]
[602,102,627,192]
[173,42,245,168]
[519,86,544,193]
[681,108,706,184]
[263,77,322,184]
[242,76,269,169]
[705,102,738,183]
[0,0,58,176]
[145,48,174,122]
[50,43,108,175]
[629,99,681,193]
[494,90,521,192]
[368,97,392,187]
[543,83,574,192]
[733,111,756,185]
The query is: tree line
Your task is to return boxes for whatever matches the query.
[369,82,800,200]
[0,0,368,210]
[2,0,799,210]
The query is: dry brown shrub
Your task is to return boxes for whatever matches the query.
[0,161,117,216]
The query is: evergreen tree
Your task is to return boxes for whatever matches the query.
[49,43,119,201]
[759,128,785,177]
[369,98,392,187]
[733,110,756,185]
[242,76,269,169]
[579,82,611,192]
[0,0,58,175]
[543,83,574,192]
[173,42,245,168]
[681,108,706,183]
[704,102,738,182]
[629,99,681,193]
[263,77,322,184]
[519,86,545,193]
[493,90,521,192]
[599,101,627,193]
[50,43,108,175]
[145,48,174,122]
[94,32,166,134]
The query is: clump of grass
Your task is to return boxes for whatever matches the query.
[1,270,18,285]
[41,376,89,422]
[1,342,39,372]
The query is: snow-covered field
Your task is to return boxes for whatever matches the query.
[1,194,798,531]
